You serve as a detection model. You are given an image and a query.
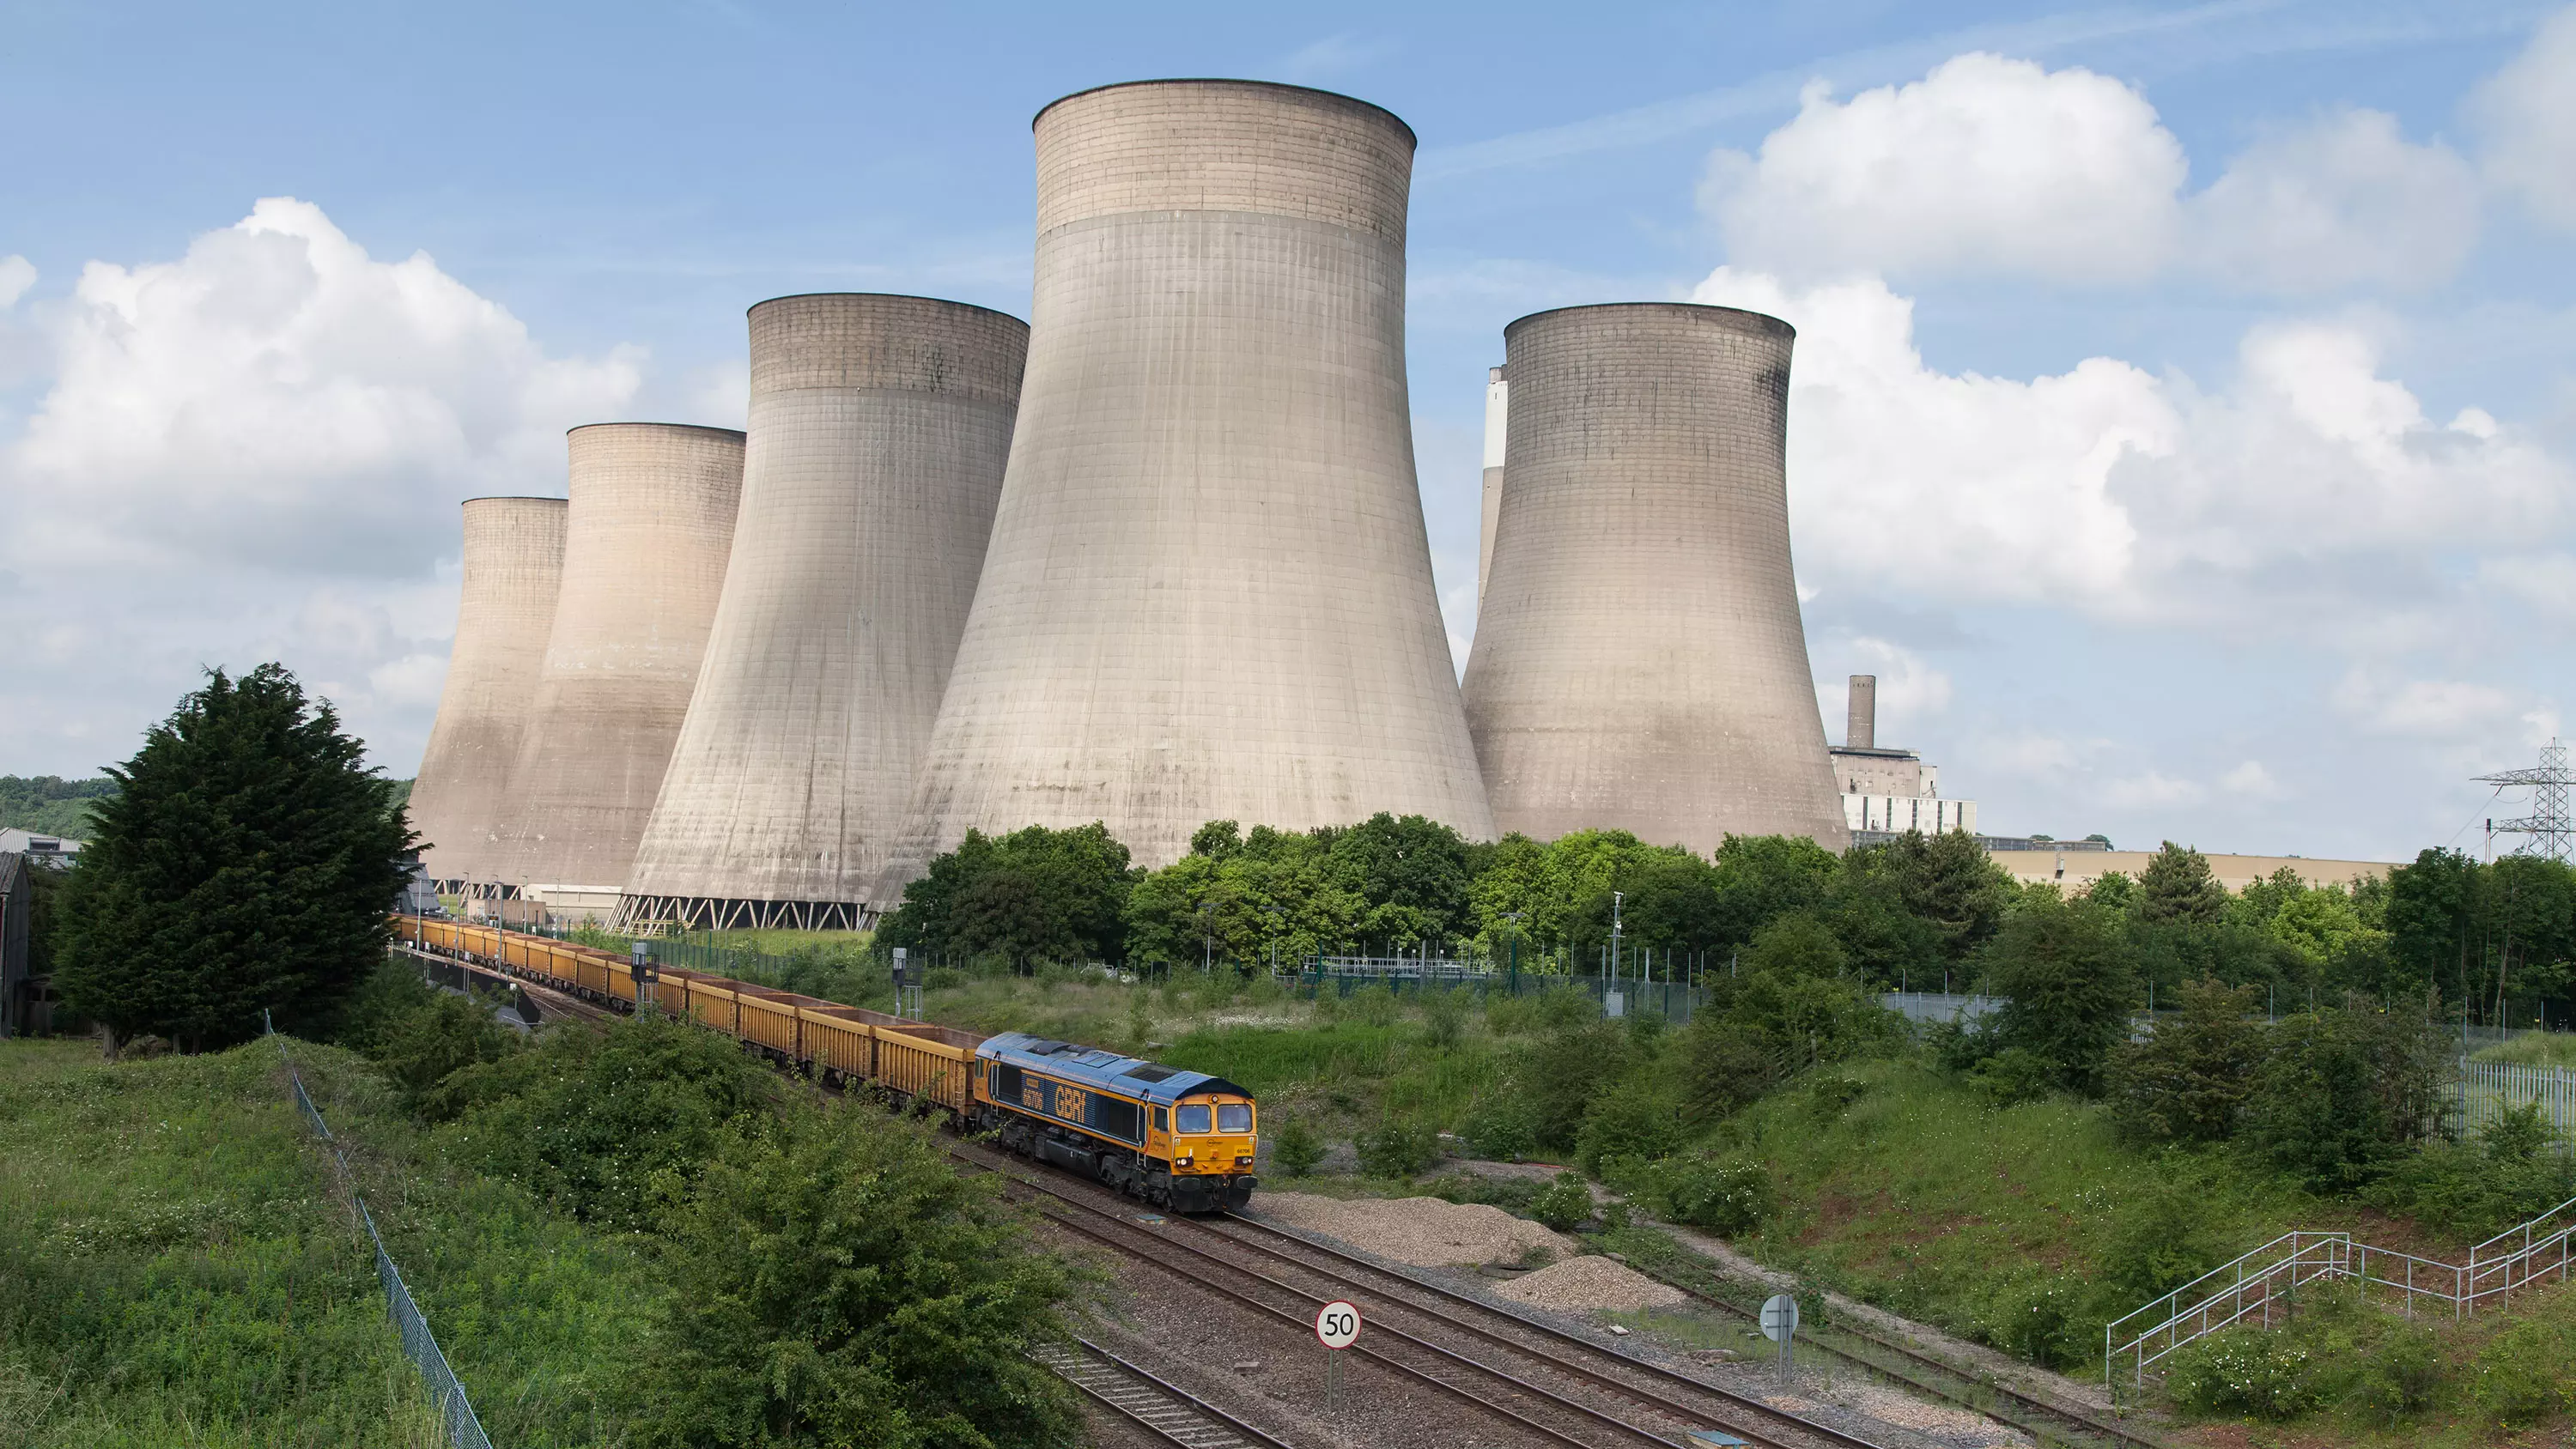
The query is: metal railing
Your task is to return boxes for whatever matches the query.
[2105,1197,2576,1391]
[2455,1060,2576,1146]
[270,1017,495,1449]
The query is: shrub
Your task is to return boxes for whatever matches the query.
[1351,983,1400,1028]
[2348,1325,2442,1426]
[1625,1155,1770,1235]
[1975,894,2136,1095]
[2106,979,2261,1144]
[370,991,522,1119]
[2095,1179,2223,1308]
[1461,1093,1539,1162]
[1965,1047,2055,1106]
[2470,1312,2576,1430]
[2244,1007,2446,1191]
[1575,1084,1683,1176]
[1484,993,1542,1036]
[1268,1119,1325,1178]
[1354,1116,1441,1179]
[1680,1017,1779,1119]
[1419,987,1469,1049]
[1513,1022,1632,1152]
[1982,1273,2091,1370]
[2165,1327,2324,1419]
[1528,1172,1595,1232]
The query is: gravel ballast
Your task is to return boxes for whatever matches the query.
[1255,1191,1577,1267]
[1491,1254,1687,1315]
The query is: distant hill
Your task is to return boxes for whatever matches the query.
[0,776,119,841]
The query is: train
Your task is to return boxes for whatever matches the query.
[392,916,1261,1212]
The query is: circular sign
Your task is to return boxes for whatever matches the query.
[1759,1293,1800,1343]
[1314,1300,1363,1350]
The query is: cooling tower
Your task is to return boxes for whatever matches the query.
[1479,366,1507,604]
[407,496,567,890]
[620,296,1029,931]
[878,79,1494,884]
[493,423,744,894]
[1462,303,1849,854]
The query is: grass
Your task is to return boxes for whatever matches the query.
[0,1038,446,1447]
[2473,1032,2576,1069]
[0,1035,663,1448]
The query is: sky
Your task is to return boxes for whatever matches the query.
[2,0,2570,864]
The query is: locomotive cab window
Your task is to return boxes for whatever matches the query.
[1152,1106,1168,1131]
[1218,1102,1251,1134]
[1176,1103,1212,1134]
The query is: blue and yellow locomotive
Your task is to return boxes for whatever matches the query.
[972,1032,1259,1212]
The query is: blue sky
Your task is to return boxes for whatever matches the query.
[3,0,2570,863]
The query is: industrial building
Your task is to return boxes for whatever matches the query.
[1831,674,1978,840]
[490,423,744,897]
[1463,303,1849,855]
[406,496,567,890]
[876,78,1495,886]
[621,295,1029,931]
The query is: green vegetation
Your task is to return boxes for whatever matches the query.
[0,774,117,840]
[2475,1031,2576,1068]
[52,664,413,1052]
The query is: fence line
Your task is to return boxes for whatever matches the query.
[2455,1059,2576,1144]
[268,1017,495,1449]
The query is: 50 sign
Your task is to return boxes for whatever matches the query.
[1313,1300,1362,1350]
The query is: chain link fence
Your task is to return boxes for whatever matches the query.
[270,1016,495,1449]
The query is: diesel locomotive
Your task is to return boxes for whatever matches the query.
[973,1032,1259,1211]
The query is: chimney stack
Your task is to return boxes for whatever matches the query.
[1848,675,1877,750]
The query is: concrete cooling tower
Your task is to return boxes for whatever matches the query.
[1462,303,1849,854]
[407,496,567,891]
[493,423,745,896]
[620,296,1028,932]
[1479,366,1507,604]
[878,79,1494,885]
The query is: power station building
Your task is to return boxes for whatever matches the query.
[878,79,1495,885]
[1832,673,1977,840]
[1463,303,1849,855]
[408,496,566,890]
[620,295,1029,931]
[491,423,744,900]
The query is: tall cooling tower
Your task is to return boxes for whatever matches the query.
[621,296,1029,931]
[1462,303,1848,854]
[878,79,1494,884]
[1479,366,1507,604]
[494,423,744,892]
[408,496,567,890]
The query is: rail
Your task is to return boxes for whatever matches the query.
[2105,1198,2576,1391]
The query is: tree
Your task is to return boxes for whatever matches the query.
[635,1100,1083,1449]
[1318,811,1480,947]
[1867,828,2015,959]
[878,822,1136,967]
[53,664,413,1052]
[1978,893,2137,1095]
[1709,833,1839,947]
[2244,1006,2446,1191]
[2136,842,2227,926]
[2106,979,2261,1143]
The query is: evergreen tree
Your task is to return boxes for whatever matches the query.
[1979,892,2137,1094]
[2136,841,2227,925]
[52,664,413,1052]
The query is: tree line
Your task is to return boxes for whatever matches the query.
[880,815,2576,1024]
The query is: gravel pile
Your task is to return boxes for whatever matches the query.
[1837,1384,2032,1446]
[1492,1254,1687,1314]
[1255,1192,1575,1266]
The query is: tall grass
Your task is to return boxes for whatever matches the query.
[2474,1033,2576,1069]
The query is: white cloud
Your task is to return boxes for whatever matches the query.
[1689,266,2564,628]
[0,255,33,309]
[2220,761,2287,799]
[2103,771,2206,809]
[8,197,638,576]
[2471,5,2576,231]
[1707,56,2478,293]
[1704,54,2184,283]
[1277,33,1399,83]
[2333,671,2519,739]
[0,198,645,776]
[2190,109,2480,292]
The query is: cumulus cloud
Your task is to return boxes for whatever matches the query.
[2220,761,2287,799]
[1687,267,2564,627]
[1814,636,1952,744]
[2471,5,2576,231]
[1704,54,2184,283]
[2190,109,2479,293]
[0,198,645,776]
[2333,671,2521,739]
[0,256,33,309]
[1705,56,2478,292]
[2103,772,2206,809]
[8,197,638,576]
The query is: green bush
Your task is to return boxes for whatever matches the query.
[1425,1173,1544,1216]
[1528,1172,1595,1232]
[2165,1327,2325,1419]
[1484,993,1543,1036]
[1418,987,1469,1049]
[2469,1313,2576,1430]
[1268,1119,1325,1178]
[1965,1046,2055,1106]
[1354,1115,1441,1179]
[2094,1179,2223,1307]
[1461,1092,1539,1162]
[1351,983,1400,1028]
[370,991,522,1119]
[1623,1155,1770,1235]
[1575,1083,1683,1176]
[1981,1272,2091,1370]
[2348,1325,2443,1426]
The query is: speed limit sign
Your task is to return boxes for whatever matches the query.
[1314,1300,1363,1349]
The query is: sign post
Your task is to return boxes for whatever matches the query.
[630,939,656,1012]
[1759,1294,1799,1387]
[1314,1299,1361,1412]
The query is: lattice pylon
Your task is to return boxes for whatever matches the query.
[2476,739,2573,864]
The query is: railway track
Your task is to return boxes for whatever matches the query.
[1034,1336,1297,1449]
[960,1143,1890,1449]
